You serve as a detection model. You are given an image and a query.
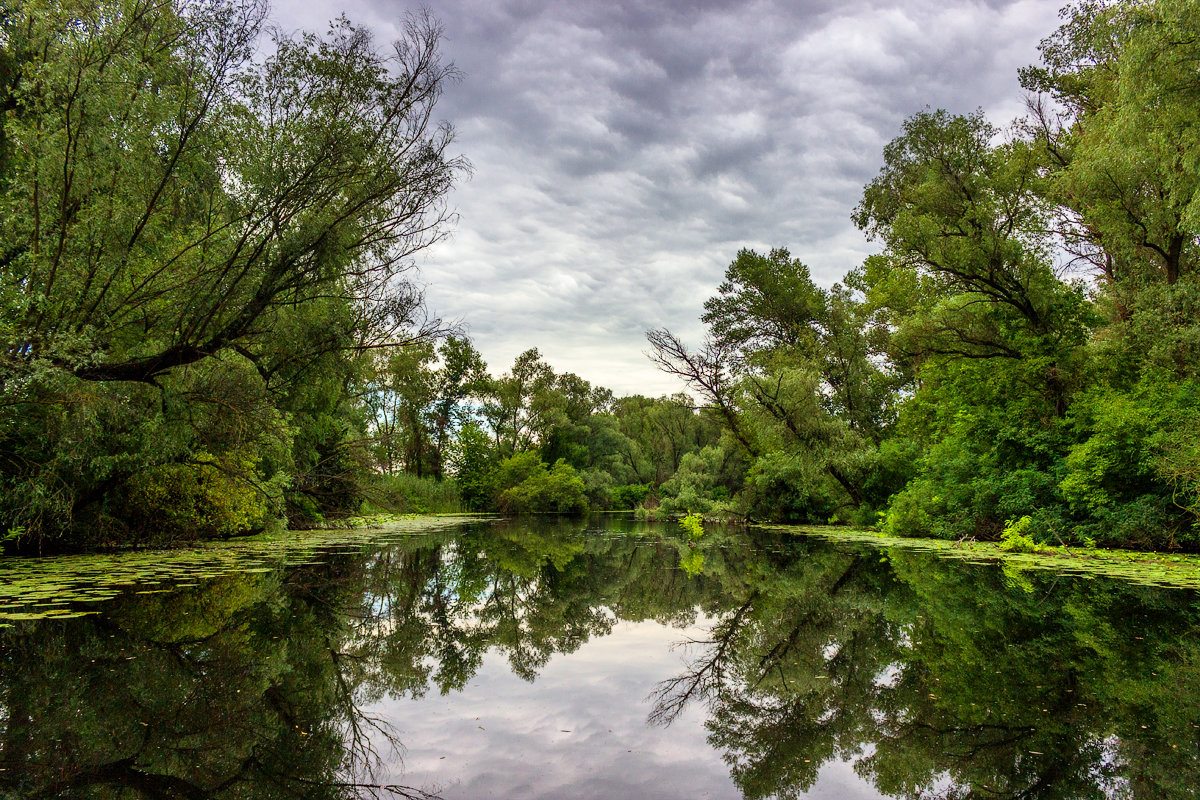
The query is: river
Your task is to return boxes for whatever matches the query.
[1,515,1197,798]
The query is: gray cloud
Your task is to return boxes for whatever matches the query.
[275,0,1064,395]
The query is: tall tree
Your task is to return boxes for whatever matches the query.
[0,0,466,545]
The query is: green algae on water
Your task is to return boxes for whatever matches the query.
[0,516,478,620]
[765,525,1200,591]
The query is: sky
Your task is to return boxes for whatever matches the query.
[274,0,1066,396]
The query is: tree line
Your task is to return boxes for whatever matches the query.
[650,0,1200,550]
[358,340,721,517]
[0,0,722,549]
[2,0,1199,551]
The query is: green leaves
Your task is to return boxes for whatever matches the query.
[0,2,464,544]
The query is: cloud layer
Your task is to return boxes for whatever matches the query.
[275,0,1065,395]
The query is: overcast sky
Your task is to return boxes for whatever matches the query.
[275,0,1065,396]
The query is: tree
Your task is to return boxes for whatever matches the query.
[362,335,488,479]
[482,349,555,458]
[2,0,460,384]
[649,248,904,520]
[613,394,720,485]
[1022,0,1200,291]
[0,0,466,545]
[448,420,495,511]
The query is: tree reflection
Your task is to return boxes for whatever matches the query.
[1,520,1198,799]
[0,563,437,799]
[0,518,715,798]
[649,530,1200,799]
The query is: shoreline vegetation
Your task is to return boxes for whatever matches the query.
[304,511,1200,593]
[769,524,1200,591]
[353,511,1200,590]
[4,514,1200,629]
[4,0,1200,558]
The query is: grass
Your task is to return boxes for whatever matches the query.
[361,472,465,515]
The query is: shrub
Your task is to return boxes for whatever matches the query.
[122,452,278,539]
[495,455,588,514]
[679,511,705,540]
[998,515,1040,553]
[657,445,743,517]
[611,483,652,510]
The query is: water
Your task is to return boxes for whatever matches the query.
[1,516,1198,798]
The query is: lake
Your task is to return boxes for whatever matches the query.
[1,515,1197,799]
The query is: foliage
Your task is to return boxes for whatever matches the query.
[611,483,652,510]
[448,420,497,512]
[361,471,462,515]
[998,515,1041,553]
[9,0,1200,552]
[656,444,743,517]
[0,0,464,548]
[644,0,1200,550]
[679,511,705,540]
[121,451,279,539]
[494,454,588,515]
[362,335,489,479]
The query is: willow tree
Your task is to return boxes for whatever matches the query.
[0,0,466,547]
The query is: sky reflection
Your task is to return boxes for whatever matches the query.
[372,617,886,799]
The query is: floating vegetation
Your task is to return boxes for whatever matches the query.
[0,516,478,620]
[768,525,1200,591]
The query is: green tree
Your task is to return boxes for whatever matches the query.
[650,248,904,521]
[448,419,497,511]
[0,1,465,546]
[493,452,588,515]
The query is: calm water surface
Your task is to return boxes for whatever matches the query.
[1,516,1198,798]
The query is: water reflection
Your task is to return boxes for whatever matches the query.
[0,517,1197,798]
[661,530,1200,799]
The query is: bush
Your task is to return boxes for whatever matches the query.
[880,479,942,538]
[580,468,616,509]
[495,454,588,514]
[679,511,705,540]
[448,421,497,512]
[740,451,838,522]
[998,516,1040,553]
[611,483,652,510]
[657,445,743,517]
[122,452,279,539]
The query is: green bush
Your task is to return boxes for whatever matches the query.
[880,479,942,539]
[679,511,705,540]
[580,468,616,509]
[495,455,588,515]
[122,451,280,539]
[740,451,837,522]
[611,483,652,510]
[998,516,1040,553]
[448,421,497,512]
[657,445,743,517]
